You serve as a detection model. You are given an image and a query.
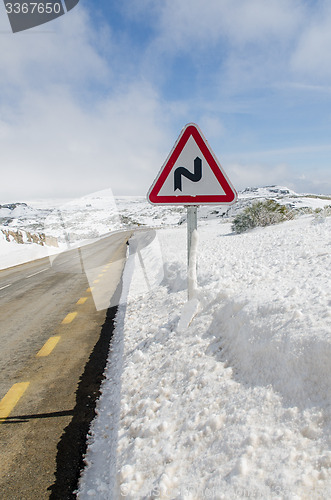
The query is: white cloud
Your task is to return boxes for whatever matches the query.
[0,4,111,89]
[227,162,289,191]
[156,0,302,49]
[0,4,175,201]
[198,115,225,140]
[131,0,307,96]
[139,0,331,93]
[1,0,330,202]
[275,82,331,93]
[291,3,331,81]
[226,162,331,195]
[232,144,331,157]
[1,82,175,200]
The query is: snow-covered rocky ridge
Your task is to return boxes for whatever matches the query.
[78,209,331,499]
[1,185,330,235]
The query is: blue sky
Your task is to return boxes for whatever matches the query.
[1,0,331,201]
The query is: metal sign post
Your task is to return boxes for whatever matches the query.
[187,205,198,301]
[187,206,197,265]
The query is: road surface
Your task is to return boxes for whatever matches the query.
[0,230,132,499]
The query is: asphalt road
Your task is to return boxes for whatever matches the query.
[0,230,133,499]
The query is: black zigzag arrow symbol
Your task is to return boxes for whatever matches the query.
[174,156,202,192]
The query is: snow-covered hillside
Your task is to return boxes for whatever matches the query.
[236,185,331,214]
[1,185,330,235]
[1,186,330,270]
[78,212,331,499]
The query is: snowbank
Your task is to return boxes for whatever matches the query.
[0,231,62,270]
[78,214,331,499]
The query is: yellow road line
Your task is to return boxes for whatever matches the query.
[0,382,30,421]
[61,312,78,325]
[86,287,94,293]
[36,336,61,357]
[93,279,100,284]
[76,297,87,305]
[97,273,104,278]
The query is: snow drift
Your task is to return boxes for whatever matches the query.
[78,213,331,499]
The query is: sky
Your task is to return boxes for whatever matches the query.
[1,0,331,202]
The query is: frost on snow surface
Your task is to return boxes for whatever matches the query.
[78,214,331,499]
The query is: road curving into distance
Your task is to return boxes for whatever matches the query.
[0,229,138,499]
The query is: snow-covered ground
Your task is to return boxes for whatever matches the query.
[1,186,330,270]
[78,212,331,499]
[1,186,331,497]
[0,189,185,270]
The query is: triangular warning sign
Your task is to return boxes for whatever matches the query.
[147,123,237,205]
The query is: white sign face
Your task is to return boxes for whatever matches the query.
[147,123,237,205]
[158,135,226,197]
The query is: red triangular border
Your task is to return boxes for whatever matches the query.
[147,123,237,205]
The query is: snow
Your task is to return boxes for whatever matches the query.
[78,212,331,499]
[0,190,185,270]
[1,186,330,271]
[1,186,331,497]
[0,235,61,270]
[240,186,299,198]
[232,186,331,218]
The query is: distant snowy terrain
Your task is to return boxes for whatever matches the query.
[77,202,331,499]
[0,186,330,270]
